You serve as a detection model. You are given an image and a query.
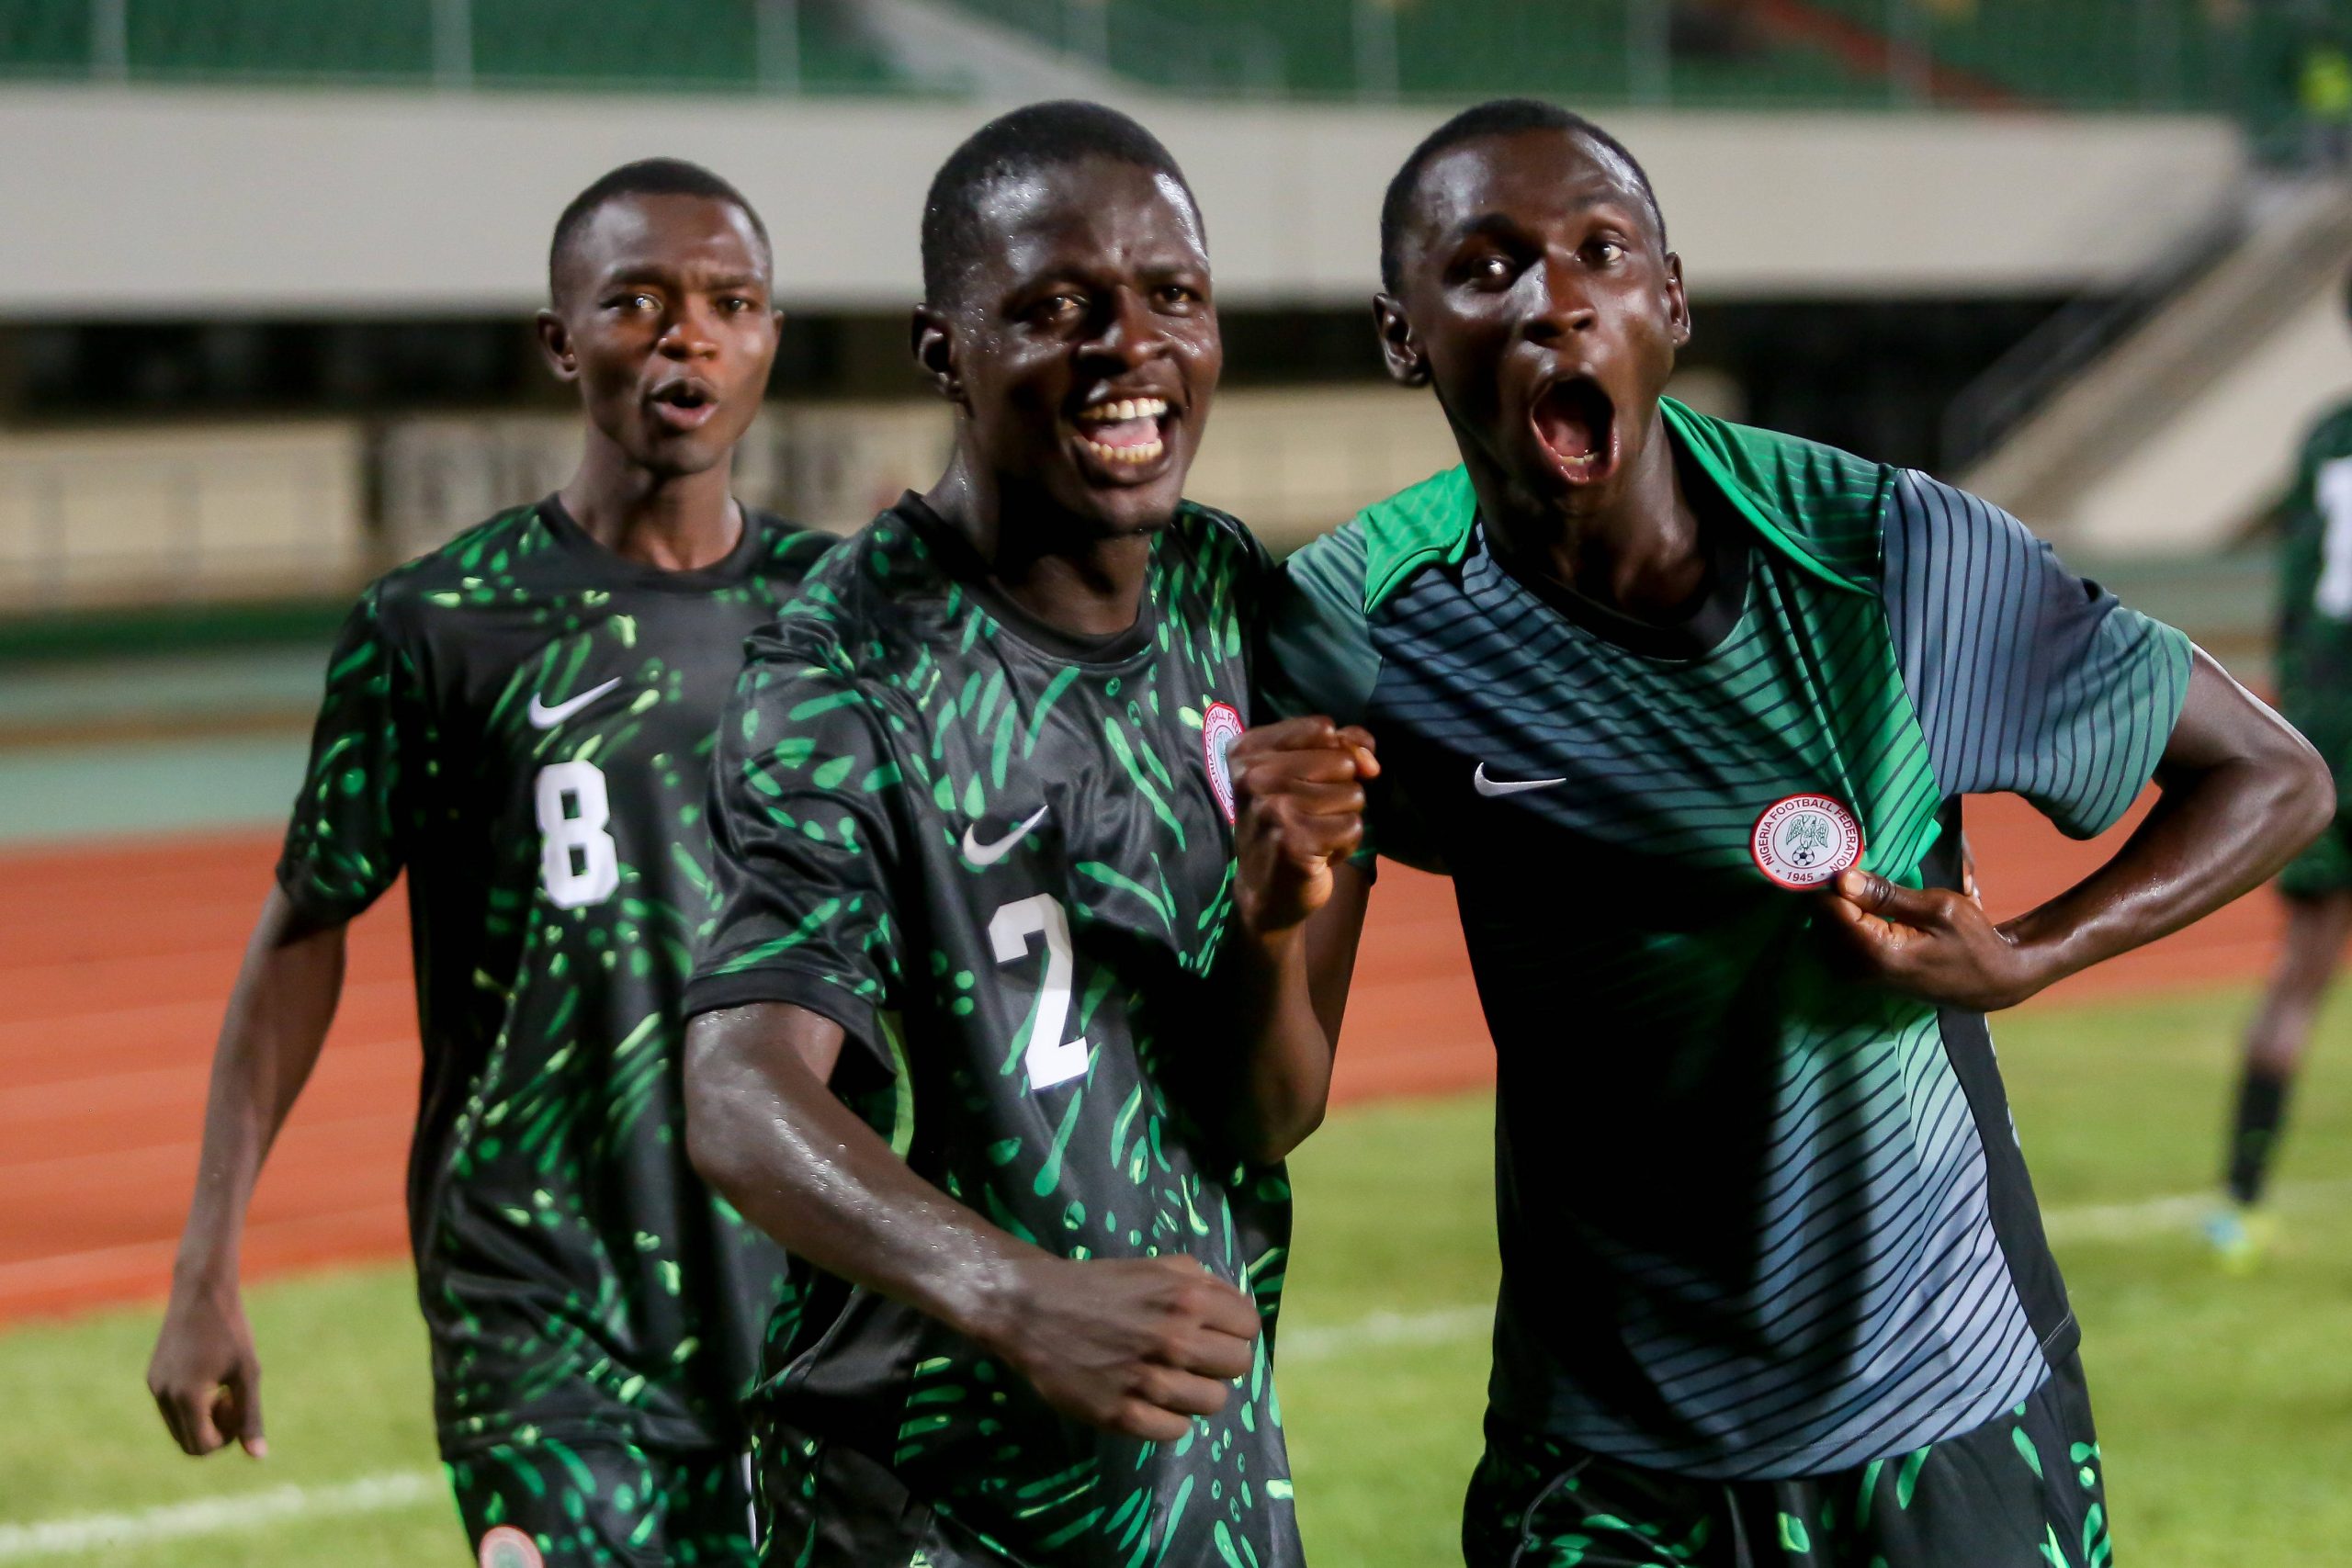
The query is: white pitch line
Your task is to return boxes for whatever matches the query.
[5,1177,2344,1558]
[0,1472,441,1561]
[2041,1175,2352,1243]
[1283,1303,1490,1360]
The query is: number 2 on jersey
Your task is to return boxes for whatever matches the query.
[989,894,1091,1091]
[536,760,619,908]
[2315,457,2352,619]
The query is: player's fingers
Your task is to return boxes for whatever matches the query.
[151,1385,197,1454]
[1112,1396,1197,1445]
[1833,869,1946,929]
[1272,817,1363,874]
[1333,726,1381,778]
[182,1386,226,1456]
[1257,780,1365,818]
[1236,750,1365,796]
[226,1366,267,1458]
[1228,717,1346,761]
[1170,1325,1259,1382]
[1815,891,1901,956]
[1186,1278,1265,1343]
[1132,1364,1235,1420]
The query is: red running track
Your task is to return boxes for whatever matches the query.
[0,791,2279,1325]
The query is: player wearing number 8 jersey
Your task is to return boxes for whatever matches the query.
[681,103,1354,1567]
[149,160,827,1566]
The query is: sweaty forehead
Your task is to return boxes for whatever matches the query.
[556,193,769,298]
[1408,129,1650,249]
[967,161,1205,291]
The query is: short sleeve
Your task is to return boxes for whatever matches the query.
[685,646,912,1060]
[1260,525,1378,728]
[1884,471,2193,840]
[276,590,416,922]
[1260,525,1446,874]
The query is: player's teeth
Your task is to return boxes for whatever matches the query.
[1080,436,1165,464]
[1079,397,1167,424]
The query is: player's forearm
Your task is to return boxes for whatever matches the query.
[2005,652,2333,993]
[682,1005,1038,1348]
[1214,863,1369,1164]
[172,889,346,1286]
[1214,927,1337,1165]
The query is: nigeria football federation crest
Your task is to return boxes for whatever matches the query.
[1750,794,1864,888]
[1203,700,1244,825]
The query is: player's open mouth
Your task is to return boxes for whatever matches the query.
[1071,395,1171,473]
[649,378,721,433]
[1532,376,1617,486]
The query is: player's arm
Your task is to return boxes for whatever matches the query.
[147,889,348,1460]
[683,1004,1261,1442]
[1821,470,2337,1013]
[150,588,411,1459]
[1825,649,2330,1009]
[1206,718,1377,1164]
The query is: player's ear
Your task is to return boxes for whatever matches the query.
[536,310,579,384]
[1663,253,1690,349]
[1373,294,1430,389]
[911,305,964,406]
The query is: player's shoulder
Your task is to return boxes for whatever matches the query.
[2301,395,2352,460]
[1313,465,1473,617]
[741,506,839,586]
[1169,498,1270,575]
[746,505,931,694]
[356,501,550,640]
[1664,400,1894,588]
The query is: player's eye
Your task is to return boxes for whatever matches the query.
[607,292,660,312]
[1029,292,1087,326]
[718,295,756,313]
[1153,283,1202,310]
[1589,239,1628,266]
[1454,253,1517,289]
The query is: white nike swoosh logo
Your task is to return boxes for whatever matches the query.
[1473,762,1566,797]
[526,677,623,730]
[961,806,1049,866]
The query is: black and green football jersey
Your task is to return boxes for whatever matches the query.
[1266,400,2192,1481]
[277,496,831,1458]
[686,495,1301,1568]
[2274,397,2352,897]
[2275,397,2352,747]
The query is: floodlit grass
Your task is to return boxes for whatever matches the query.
[5,984,2350,1563]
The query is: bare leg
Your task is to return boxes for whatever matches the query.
[2224,889,2352,1205]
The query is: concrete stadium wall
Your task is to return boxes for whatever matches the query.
[0,85,2247,316]
[0,422,364,610]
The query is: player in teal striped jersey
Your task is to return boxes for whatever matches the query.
[2210,358,2352,1270]
[1256,99,2331,1565]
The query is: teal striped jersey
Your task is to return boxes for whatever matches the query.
[1264,400,2192,1479]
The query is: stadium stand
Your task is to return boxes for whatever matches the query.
[0,0,929,93]
[0,0,2325,114]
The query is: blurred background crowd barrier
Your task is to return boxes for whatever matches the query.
[0,0,2346,658]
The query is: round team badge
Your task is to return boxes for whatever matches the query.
[1749,794,1865,889]
[479,1527,545,1568]
[1202,701,1245,826]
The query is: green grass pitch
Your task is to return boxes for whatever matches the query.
[4,983,2350,1564]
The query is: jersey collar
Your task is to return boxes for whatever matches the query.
[1358,398,1879,615]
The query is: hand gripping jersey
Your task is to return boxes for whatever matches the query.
[277,497,831,1457]
[686,496,1302,1568]
[1264,400,2191,1480]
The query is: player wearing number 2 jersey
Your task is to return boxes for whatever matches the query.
[150,160,825,1567]
[682,103,1352,1568]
